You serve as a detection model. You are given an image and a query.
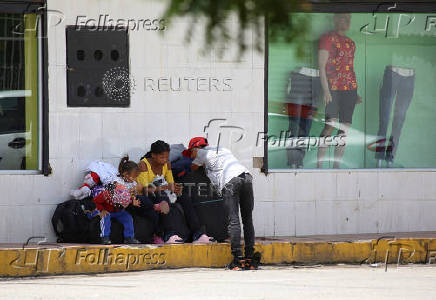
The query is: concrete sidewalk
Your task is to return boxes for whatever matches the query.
[3,265,436,300]
[1,232,436,277]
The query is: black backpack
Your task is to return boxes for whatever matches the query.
[177,168,229,242]
[52,198,158,244]
[51,198,99,243]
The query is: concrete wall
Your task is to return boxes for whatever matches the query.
[0,0,435,242]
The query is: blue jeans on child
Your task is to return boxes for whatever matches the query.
[100,210,134,238]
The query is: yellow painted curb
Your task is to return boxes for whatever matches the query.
[1,238,436,277]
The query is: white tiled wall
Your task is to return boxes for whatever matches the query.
[0,0,435,242]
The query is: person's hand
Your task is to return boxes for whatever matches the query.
[158,201,170,214]
[190,148,198,159]
[136,183,143,194]
[132,197,141,207]
[129,187,137,196]
[357,95,363,104]
[323,89,332,105]
[159,185,171,191]
[175,183,183,195]
[147,185,156,194]
[99,210,109,218]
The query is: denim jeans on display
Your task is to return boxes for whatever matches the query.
[376,66,415,162]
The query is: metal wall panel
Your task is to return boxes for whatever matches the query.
[66,26,130,107]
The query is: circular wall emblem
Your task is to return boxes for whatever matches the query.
[102,66,136,102]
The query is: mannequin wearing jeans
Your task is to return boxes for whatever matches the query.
[285,68,320,168]
[376,65,415,167]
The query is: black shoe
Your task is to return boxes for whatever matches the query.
[124,237,140,244]
[226,257,245,271]
[244,252,261,270]
[101,237,111,245]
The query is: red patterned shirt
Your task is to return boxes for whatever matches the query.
[319,31,357,91]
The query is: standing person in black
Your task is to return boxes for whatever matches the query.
[186,137,260,270]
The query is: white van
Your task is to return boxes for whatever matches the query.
[0,91,26,170]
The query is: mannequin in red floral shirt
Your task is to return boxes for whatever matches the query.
[317,13,363,168]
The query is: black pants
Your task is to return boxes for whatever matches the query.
[135,194,168,237]
[325,89,358,124]
[177,194,205,240]
[222,173,255,258]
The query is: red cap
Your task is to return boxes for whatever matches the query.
[182,137,209,157]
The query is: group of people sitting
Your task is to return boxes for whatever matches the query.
[71,137,259,270]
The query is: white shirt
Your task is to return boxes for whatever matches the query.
[192,146,249,192]
[86,161,118,185]
[115,176,137,193]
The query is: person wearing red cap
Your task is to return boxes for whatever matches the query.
[186,137,259,270]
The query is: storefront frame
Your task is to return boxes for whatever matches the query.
[264,1,436,173]
[0,0,49,176]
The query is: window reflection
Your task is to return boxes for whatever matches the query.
[268,13,436,169]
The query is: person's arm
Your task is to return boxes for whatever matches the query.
[93,191,107,212]
[138,160,147,172]
[318,49,332,105]
[135,183,144,195]
[165,163,182,195]
[191,164,200,171]
[165,162,176,193]
[136,164,153,195]
[190,148,205,171]
[132,197,141,207]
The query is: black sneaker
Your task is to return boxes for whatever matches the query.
[244,252,261,270]
[124,237,140,244]
[101,237,111,245]
[226,257,245,271]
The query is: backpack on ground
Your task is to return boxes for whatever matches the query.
[52,197,157,244]
[51,198,97,243]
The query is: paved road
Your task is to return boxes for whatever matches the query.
[1,265,436,300]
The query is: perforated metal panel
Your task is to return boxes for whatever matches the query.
[66,26,130,107]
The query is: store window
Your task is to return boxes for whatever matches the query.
[0,12,40,170]
[267,10,436,169]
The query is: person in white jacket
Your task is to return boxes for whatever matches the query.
[186,137,259,270]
